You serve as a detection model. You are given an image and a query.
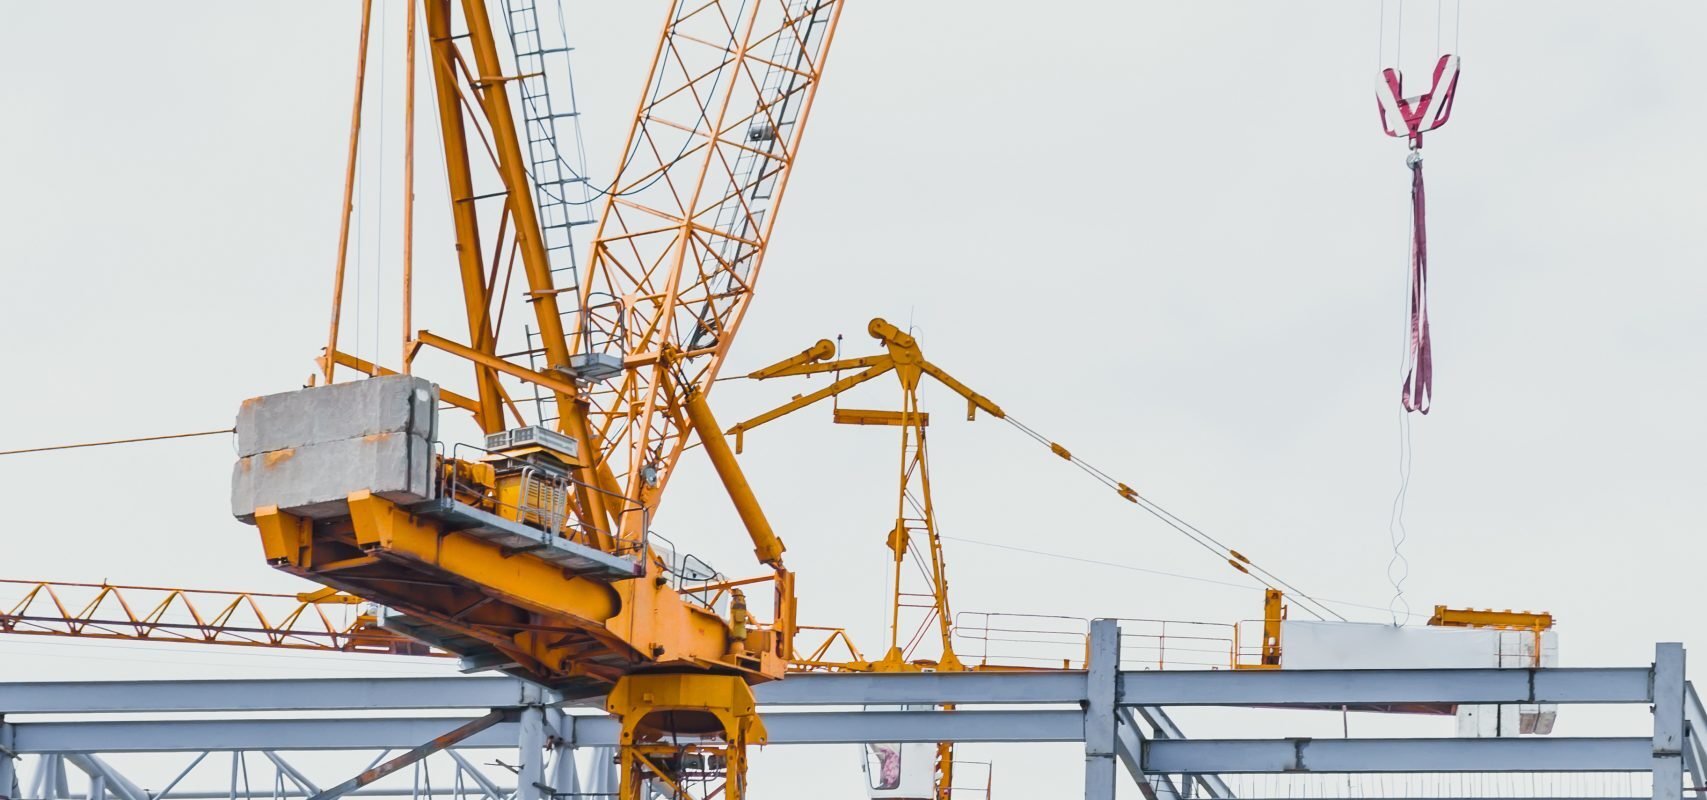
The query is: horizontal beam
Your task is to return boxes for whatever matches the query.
[753,670,1087,705]
[13,713,1663,768]
[0,667,1653,715]
[13,717,528,754]
[10,709,1086,753]
[1119,668,1653,707]
[1142,737,1654,774]
[0,677,552,714]
[756,709,1085,744]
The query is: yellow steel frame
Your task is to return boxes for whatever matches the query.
[607,673,766,800]
[287,2,845,794]
[570,0,845,533]
[1428,606,1554,631]
[733,317,1007,798]
[0,579,434,657]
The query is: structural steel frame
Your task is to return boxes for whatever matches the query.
[0,622,1699,800]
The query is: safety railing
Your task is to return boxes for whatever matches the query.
[953,611,1237,671]
[649,531,730,614]
[438,441,650,558]
[1232,618,1276,668]
[949,760,994,800]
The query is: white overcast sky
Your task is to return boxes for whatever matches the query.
[1,1,1703,797]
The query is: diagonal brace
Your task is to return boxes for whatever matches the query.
[308,710,515,800]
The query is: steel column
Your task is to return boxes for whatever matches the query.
[1655,644,1686,800]
[31,755,68,800]
[0,720,14,800]
[1086,618,1119,800]
[514,707,546,800]
[1683,682,1707,799]
[582,747,617,796]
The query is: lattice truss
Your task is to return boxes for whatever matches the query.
[572,0,842,508]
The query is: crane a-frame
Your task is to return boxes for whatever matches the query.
[232,1,842,798]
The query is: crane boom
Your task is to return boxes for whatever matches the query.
[571,0,844,523]
[0,579,434,657]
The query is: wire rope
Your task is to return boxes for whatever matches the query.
[998,414,1346,622]
[0,429,236,457]
[940,535,1424,621]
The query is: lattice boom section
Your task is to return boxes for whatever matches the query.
[0,579,440,657]
[572,0,843,504]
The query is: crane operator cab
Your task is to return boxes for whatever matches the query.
[860,708,939,800]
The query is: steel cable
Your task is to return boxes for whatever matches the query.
[999,414,1346,622]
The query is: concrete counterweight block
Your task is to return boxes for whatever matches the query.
[231,375,440,521]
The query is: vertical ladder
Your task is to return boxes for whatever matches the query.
[502,0,594,428]
[502,0,594,299]
[687,0,834,351]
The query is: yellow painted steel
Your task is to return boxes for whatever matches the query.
[1428,606,1554,630]
[733,318,1007,673]
[735,317,992,798]
[276,0,845,790]
[1237,588,1285,670]
[0,579,434,657]
[608,674,764,800]
[681,384,786,568]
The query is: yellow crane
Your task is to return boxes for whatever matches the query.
[235,1,842,798]
[730,318,1008,799]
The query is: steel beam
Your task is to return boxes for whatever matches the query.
[1142,737,1654,774]
[0,678,547,714]
[1119,667,1652,707]
[9,710,1086,753]
[309,711,513,800]
[1115,707,1180,800]
[12,718,526,754]
[756,709,1086,745]
[753,670,1088,705]
[1137,706,1235,800]
[0,666,1655,716]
